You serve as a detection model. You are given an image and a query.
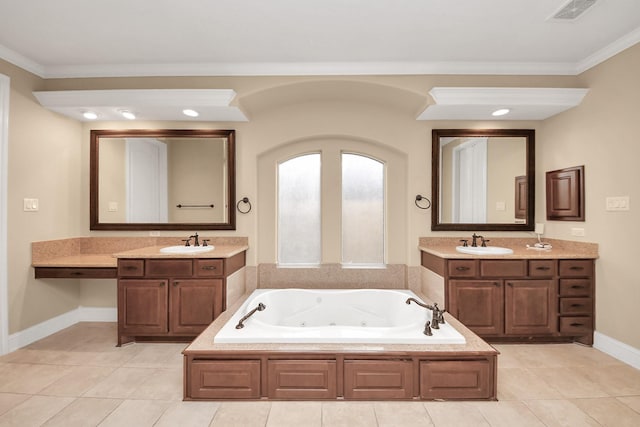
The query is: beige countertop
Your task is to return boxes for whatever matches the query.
[32,236,249,268]
[419,237,598,260]
[184,290,497,355]
[112,245,248,259]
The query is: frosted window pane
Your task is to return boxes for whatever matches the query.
[278,154,321,265]
[342,153,384,264]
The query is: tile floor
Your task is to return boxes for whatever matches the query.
[0,322,639,426]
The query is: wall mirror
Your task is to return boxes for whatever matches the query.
[432,129,534,231]
[90,129,235,230]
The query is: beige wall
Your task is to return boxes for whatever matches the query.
[539,43,640,348]
[4,48,639,352]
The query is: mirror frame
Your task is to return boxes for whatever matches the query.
[90,128,236,231]
[431,128,535,231]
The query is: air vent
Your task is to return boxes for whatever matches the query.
[551,0,597,20]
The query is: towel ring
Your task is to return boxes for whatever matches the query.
[237,197,252,214]
[415,195,431,210]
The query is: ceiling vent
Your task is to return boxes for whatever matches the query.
[551,0,597,20]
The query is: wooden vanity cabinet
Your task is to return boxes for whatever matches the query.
[425,254,594,344]
[117,253,244,345]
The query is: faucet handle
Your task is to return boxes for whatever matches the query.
[202,239,210,247]
[182,239,191,247]
[481,237,490,247]
[459,239,469,247]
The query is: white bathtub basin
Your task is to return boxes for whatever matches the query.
[214,289,466,344]
[456,246,513,255]
[160,245,215,254]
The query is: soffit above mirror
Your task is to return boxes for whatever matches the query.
[417,87,589,121]
[33,89,248,122]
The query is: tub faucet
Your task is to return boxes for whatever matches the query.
[406,298,442,332]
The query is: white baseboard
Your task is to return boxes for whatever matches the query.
[594,331,640,370]
[8,306,116,353]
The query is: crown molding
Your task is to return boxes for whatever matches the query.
[576,26,640,74]
[32,89,248,122]
[0,44,45,77]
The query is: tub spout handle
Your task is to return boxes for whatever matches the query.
[235,303,266,329]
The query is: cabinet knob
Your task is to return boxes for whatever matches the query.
[159,282,165,287]
[173,282,179,287]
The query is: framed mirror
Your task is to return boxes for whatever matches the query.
[431,129,534,231]
[90,129,235,230]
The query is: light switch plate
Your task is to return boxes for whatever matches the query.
[23,198,39,211]
[571,227,585,236]
[606,196,630,211]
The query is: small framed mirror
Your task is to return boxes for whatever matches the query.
[432,129,535,231]
[90,129,236,230]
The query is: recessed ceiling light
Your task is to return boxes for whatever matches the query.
[492,108,510,117]
[182,109,199,117]
[83,111,98,120]
[119,110,136,120]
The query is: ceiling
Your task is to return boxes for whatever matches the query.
[1,0,640,78]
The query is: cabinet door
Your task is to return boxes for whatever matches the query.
[448,280,503,335]
[119,279,168,334]
[505,280,556,335]
[170,279,223,334]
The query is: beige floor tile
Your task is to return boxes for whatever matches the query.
[373,401,433,427]
[0,363,73,394]
[527,367,609,398]
[41,397,122,427]
[321,402,377,427]
[423,401,490,427]
[39,365,115,397]
[0,395,74,427]
[574,365,640,396]
[523,399,600,427]
[0,394,30,417]
[154,401,220,427]
[572,397,640,427]
[472,401,545,427]
[82,366,157,398]
[211,401,271,426]
[266,401,321,427]
[129,367,184,401]
[122,343,185,369]
[98,399,173,427]
[497,368,563,400]
[617,395,640,413]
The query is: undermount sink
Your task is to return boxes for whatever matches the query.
[456,246,514,255]
[160,245,215,254]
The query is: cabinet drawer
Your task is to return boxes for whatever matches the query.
[344,360,413,399]
[448,260,477,277]
[118,259,144,277]
[189,360,261,399]
[268,360,337,399]
[528,260,556,277]
[559,279,592,296]
[559,316,593,334]
[480,260,526,277]
[560,297,593,315]
[420,360,493,400]
[195,259,224,278]
[559,260,593,277]
[145,259,193,277]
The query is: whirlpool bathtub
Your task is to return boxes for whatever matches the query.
[213,288,466,344]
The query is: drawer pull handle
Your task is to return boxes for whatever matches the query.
[569,266,584,271]
[455,266,470,271]
[202,266,217,270]
[570,304,584,308]
[570,285,585,289]
[569,322,584,327]
[536,266,551,270]
[124,266,138,270]
[71,271,83,276]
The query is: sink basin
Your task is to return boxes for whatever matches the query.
[456,246,513,255]
[160,245,215,254]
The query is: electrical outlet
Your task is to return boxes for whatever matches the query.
[149,231,160,237]
[23,198,39,211]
